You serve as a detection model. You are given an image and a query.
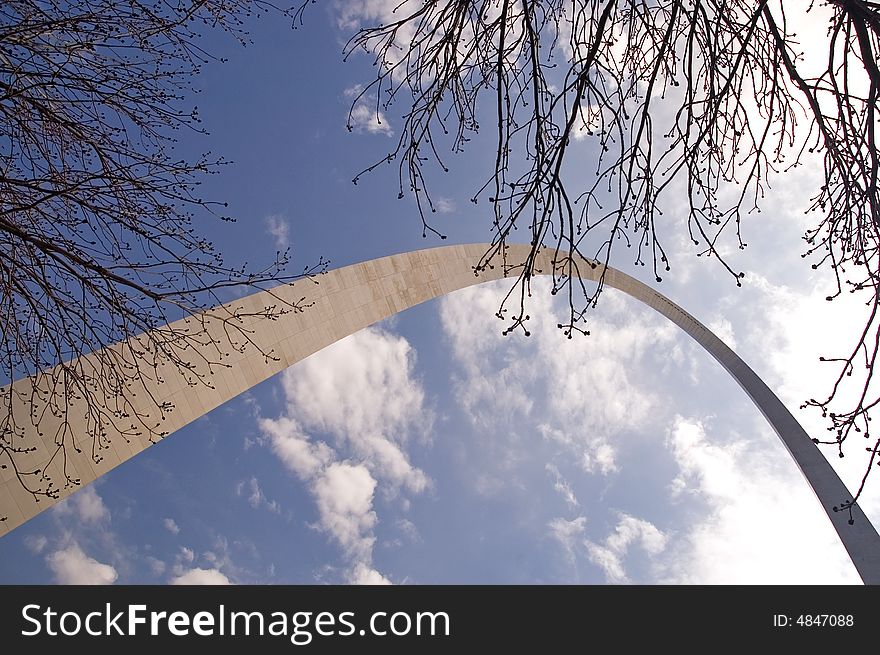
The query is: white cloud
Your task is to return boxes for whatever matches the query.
[659,417,859,584]
[430,221,870,583]
[427,145,874,584]
[46,542,118,585]
[24,535,48,554]
[347,103,393,136]
[609,124,878,582]
[263,417,334,480]
[735,272,880,523]
[269,327,430,492]
[53,486,109,524]
[547,513,668,584]
[264,214,290,249]
[585,513,668,584]
[348,562,392,585]
[260,327,430,583]
[336,0,407,32]
[312,463,378,561]
[165,538,240,585]
[170,568,231,585]
[440,279,677,476]
[163,518,180,535]
[585,544,627,584]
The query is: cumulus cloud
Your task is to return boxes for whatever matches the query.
[348,562,392,585]
[440,279,677,476]
[430,152,874,584]
[42,486,133,584]
[263,417,334,480]
[164,538,242,585]
[170,568,232,585]
[46,542,118,585]
[347,103,392,136]
[658,417,859,584]
[336,0,405,31]
[265,327,430,491]
[53,486,109,524]
[540,417,859,584]
[731,270,880,523]
[261,327,432,583]
[163,518,180,535]
[312,463,378,560]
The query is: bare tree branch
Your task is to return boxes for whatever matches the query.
[334,0,880,507]
[0,1,327,514]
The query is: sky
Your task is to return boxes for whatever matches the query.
[0,1,877,585]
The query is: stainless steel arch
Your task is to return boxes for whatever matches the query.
[2,244,878,582]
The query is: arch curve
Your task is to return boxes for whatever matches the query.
[2,244,878,582]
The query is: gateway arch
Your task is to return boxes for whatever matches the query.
[2,243,879,583]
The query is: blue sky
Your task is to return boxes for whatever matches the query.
[0,1,877,585]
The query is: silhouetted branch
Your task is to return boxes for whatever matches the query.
[0,1,326,513]
[338,0,880,502]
